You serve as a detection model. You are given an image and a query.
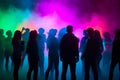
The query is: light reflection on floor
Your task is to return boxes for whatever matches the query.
[1,54,119,80]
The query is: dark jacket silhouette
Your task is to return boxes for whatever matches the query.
[26,30,39,80]
[45,29,59,80]
[60,25,79,80]
[12,30,24,80]
[81,28,98,80]
[60,32,79,63]
[109,29,120,80]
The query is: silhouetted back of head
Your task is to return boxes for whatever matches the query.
[38,28,44,34]
[13,30,21,40]
[87,27,94,37]
[103,32,111,41]
[67,25,73,33]
[26,28,30,32]
[94,30,101,39]
[6,30,12,37]
[30,30,37,39]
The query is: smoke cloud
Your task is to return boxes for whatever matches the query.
[0,0,120,37]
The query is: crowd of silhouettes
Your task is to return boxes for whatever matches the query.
[0,25,120,80]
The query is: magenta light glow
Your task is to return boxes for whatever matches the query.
[16,1,107,39]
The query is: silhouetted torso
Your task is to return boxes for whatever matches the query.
[27,39,39,62]
[60,33,79,63]
[47,35,59,58]
[112,40,120,61]
[80,36,88,54]
[12,38,24,61]
[83,37,98,61]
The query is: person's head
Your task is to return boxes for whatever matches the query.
[87,27,94,37]
[48,29,57,36]
[25,28,30,32]
[94,30,102,39]
[66,25,73,33]
[30,30,37,39]
[38,28,45,34]
[6,30,12,37]
[103,32,111,41]
[13,30,21,40]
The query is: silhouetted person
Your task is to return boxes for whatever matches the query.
[81,28,98,80]
[12,30,24,80]
[94,30,103,73]
[4,30,13,71]
[45,29,59,80]
[60,25,79,80]
[0,29,5,72]
[102,32,112,72]
[109,29,120,80]
[21,27,30,67]
[80,29,88,80]
[37,28,46,80]
[80,30,88,54]
[26,30,39,80]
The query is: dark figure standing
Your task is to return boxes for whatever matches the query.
[12,30,24,80]
[102,32,112,72]
[26,30,39,80]
[45,29,59,80]
[60,25,79,80]
[94,30,103,73]
[4,30,13,71]
[0,29,5,72]
[37,28,46,80]
[80,30,88,80]
[21,27,30,67]
[81,28,98,80]
[109,29,120,80]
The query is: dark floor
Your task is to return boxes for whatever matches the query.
[0,55,119,80]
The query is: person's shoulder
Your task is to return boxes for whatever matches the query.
[62,34,68,38]
[73,34,78,39]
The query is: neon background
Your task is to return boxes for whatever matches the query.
[0,0,120,38]
[0,0,120,80]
